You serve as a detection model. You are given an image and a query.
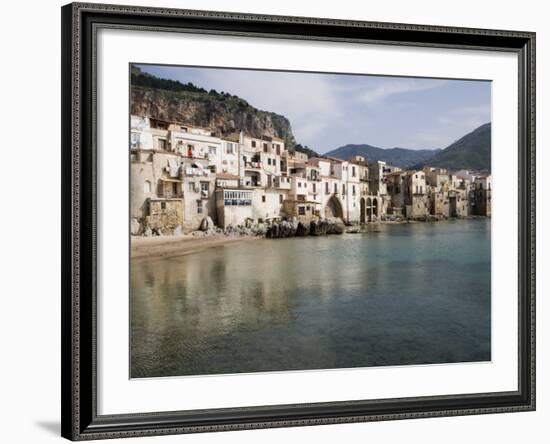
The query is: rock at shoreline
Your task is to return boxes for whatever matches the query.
[295,221,309,236]
[130,218,141,235]
[200,216,214,231]
[326,217,345,234]
[310,219,328,236]
[265,218,346,239]
[254,223,267,236]
[266,219,298,238]
[345,225,362,234]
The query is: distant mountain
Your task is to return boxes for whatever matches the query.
[325,123,491,171]
[324,144,441,168]
[412,123,491,171]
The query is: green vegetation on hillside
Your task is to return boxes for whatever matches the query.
[131,66,246,103]
[326,123,491,171]
[291,144,320,159]
[131,65,297,148]
[412,123,491,171]
[324,144,440,168]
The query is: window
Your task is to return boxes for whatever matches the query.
[263,143,268,152]
[188,182,195,192]
[143,180,151,193]
[298,182,302,188]
[251,140,256,148]
[197,200,203,214]
[334,183,338,194]
[172,182,178,196]
[161,202,166,210]
[298,206,306,215]
[313,183,316,193]
[343,184,346,195]
[158,139,167,150]
[262,195,266,203]
[226,142,234,154]
[131,133,140,148]
[276,144,281,155]
[151,120,167,129]
[200,182,209,196]
[279,194,283,203]
[352,185,356,195]
[325,182,329,194]
[352,166,356,177]
[208,146,217,155]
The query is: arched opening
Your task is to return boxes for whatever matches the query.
[366,197,372,222]
[360,198,366,224]
[325,195,343,219]
[373,198,379,219]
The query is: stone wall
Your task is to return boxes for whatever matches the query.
[145,199,183,233]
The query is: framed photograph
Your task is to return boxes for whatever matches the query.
[61,2,536,440]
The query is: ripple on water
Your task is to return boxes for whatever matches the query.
[130,219,491,378]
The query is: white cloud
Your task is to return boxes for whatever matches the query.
[435,104,491,146]
[411,131,455,148]
[360,79,448,104]
[438,116,452,125]
[199,69,344,148]
[147,65,490,152]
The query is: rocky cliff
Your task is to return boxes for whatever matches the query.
[130,67,296,147]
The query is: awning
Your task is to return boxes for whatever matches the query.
[159,177,182,183]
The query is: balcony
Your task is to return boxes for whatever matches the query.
[183,166,211,177]
[244,161,262,169]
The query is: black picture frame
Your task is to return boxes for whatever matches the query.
[61,2,536,440]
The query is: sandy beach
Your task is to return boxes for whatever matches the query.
[131,234,260,260]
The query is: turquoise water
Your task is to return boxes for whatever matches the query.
[131,219,491,378]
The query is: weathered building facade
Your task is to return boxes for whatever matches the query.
[130,115,492,234]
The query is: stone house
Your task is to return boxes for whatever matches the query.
[129,114,491,234]
[472,176,492,216]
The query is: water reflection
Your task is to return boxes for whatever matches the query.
[131,219,491,378]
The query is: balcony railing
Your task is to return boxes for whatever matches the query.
[244,161,262,169]
[183,167,211,177]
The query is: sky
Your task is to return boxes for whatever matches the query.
[137,64,491,154]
